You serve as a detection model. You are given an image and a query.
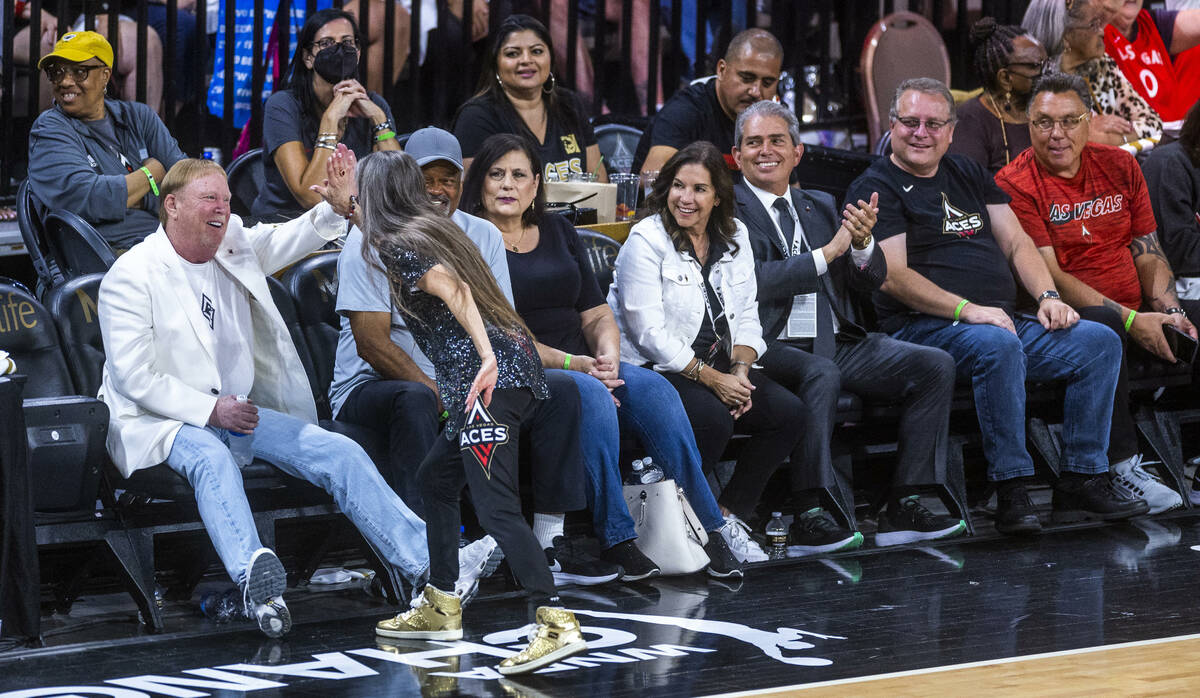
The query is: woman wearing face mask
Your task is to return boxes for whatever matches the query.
[949,18,1048,173]
[252,8,401,223]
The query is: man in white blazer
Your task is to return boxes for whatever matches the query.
[97,150,495,638]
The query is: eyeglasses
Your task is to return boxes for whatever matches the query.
[43,63,106,84]
[1007,60,1046,75]
[311,37,359,52]
[894,116,954,134]
[1030,114,1089,132]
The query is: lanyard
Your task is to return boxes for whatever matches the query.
[774,202,809,257]
[695,262,729,360]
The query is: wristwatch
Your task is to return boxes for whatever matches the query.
[1165,306,1187,316]
[1037,290,1061,303]
[851,233,873,250]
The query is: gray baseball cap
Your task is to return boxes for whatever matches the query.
[405,127,464,172]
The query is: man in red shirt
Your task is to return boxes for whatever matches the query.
[998,71,1195,514]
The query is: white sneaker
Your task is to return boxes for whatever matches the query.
[455,535,503,606]
[1111,455,1182,515]
[242,548,291,638]
[719,514,769,563]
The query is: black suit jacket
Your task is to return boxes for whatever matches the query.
[734,182,887,343]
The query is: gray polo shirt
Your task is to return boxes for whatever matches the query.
[328,209,512,416]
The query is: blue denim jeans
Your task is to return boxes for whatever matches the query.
[166,407,429,586]
[892,315,1121,481]
[557,363,726,547]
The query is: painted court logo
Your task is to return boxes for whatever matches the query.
[460,400,509,478]
[941,193,983,237]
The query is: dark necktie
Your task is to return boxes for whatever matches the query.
[774,197,835,358]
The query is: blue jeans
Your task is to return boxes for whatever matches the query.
[892,315,1121,481]
[557,363,726,547]
[166,408,429,586]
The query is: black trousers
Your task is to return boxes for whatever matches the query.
[1077,306,1139,463]
[662,364,804,521]
[337,371,586,518]
[421,388,556,601]
[759,334,957,497]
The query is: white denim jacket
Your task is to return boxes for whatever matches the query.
[607,213,768,373]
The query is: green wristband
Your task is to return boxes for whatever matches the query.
[439,410,449,422]
[374,130,396,142]
[953,299,969,323]
[140,166,159,196]
[563,354,572,370]
[1124,310,1137,333]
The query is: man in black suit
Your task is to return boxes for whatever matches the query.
[732,100,966,552]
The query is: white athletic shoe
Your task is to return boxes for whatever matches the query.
[719,514,769,563]
[1111,455,1182,515]
[242,548,291,638]
[455,535,503,606]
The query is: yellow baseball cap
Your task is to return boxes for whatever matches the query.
[38,31,114,70]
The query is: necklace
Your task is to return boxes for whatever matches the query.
[504,226,528,252]
[985,92,1012,166]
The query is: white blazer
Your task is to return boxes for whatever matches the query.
[607,213,768,373]
[98,203,344,477]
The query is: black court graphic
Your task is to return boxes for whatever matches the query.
[459,399,510,479]
[941,193,983,237]
[200,293,215,329]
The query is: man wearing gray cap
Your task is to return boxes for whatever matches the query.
[329,129,618,585]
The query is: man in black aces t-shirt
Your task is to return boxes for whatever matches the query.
[845,78,1145,534]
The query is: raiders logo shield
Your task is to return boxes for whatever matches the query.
[459,399,510,479]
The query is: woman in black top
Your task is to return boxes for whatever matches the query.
[356,151,586,675]
[460,134,744,578]
[253,8,401,222]
[453,14,606,182]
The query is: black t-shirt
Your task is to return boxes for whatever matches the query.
[633,80,734,174]
[453,90,596,182]
[689,237,731,361]
[254,89,394,222]
[508,213,605,355]
[845,153,1015,331]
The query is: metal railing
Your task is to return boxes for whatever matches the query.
[1,0,1030,199]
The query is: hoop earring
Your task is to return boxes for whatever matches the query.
[543,72,556,94]
[496,72,503,88]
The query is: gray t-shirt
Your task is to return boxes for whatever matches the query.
[328,209,512,416]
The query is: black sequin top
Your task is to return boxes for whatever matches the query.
[384,246,548,439]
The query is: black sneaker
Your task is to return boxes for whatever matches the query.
[703,532,743,579]
[995,479,1042,535]
[545,536,621,586]
[1052,473,1150,523]
[875,495,967,547]
[600,540,660,581]
[787,509,864,555]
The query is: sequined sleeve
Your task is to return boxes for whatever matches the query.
[383,246,438,294]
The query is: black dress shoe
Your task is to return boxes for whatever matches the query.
[995,481,1042,535]
[1052,473,1149,523]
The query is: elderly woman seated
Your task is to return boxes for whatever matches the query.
[27,31,184,252]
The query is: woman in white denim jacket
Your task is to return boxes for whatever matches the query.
[607,142,806,540]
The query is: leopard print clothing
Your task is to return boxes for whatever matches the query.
[1070,54,1164,142]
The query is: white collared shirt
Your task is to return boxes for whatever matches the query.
[743,179,875,270]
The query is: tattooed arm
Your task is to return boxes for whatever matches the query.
[1130,232,1198,339]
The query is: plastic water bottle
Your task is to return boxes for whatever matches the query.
[199,588,241,623]
[227,394,254,466]
[766,512,788,560]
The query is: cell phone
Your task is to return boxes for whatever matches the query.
[1163,324,1199,364]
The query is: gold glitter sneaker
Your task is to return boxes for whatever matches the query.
[497,607,587,675]
[375,585,462,640]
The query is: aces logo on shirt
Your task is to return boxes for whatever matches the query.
[941,193,983,237]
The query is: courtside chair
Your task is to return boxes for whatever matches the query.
[859,12,951,153]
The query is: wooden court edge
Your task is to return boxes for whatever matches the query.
[703,632,1200,696]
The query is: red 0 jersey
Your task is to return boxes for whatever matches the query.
[1104,9,1200,122]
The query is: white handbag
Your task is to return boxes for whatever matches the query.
[623,479,710,575]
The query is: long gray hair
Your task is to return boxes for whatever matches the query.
[356,151,531,335]
[1022,0,1069,56]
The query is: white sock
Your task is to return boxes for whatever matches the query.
[1111,454,1138,473]
[532,512,565,550]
